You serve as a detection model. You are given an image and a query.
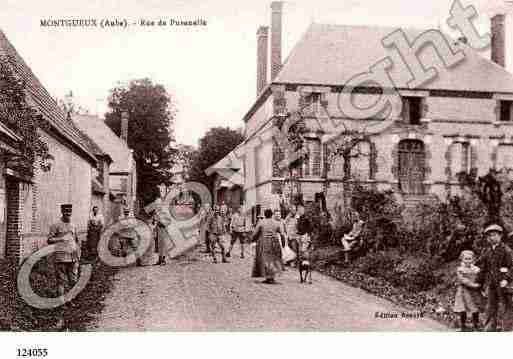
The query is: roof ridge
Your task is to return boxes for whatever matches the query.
[309,22,437,33]
[73,113,132,151]
[0,28,97,163]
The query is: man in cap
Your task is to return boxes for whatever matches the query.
[207,205,229,263]
[476,224,513,331]
[47,203,80,329]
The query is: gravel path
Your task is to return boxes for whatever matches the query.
[89,244,447,331]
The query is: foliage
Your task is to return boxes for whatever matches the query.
[0,57,51,177]
[393,257,441,292]
[350,185,403,252]
[0,257,117,331]
[187,127,244,194]
[354,251,401,278]
[352,251,441,293]
[456,168,512,224]
[105,78,176,204]
[407,195,488,262]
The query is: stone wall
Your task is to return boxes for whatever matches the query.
[243,85,513,213]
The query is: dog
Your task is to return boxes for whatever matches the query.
[299,258,312,284]
[297,234,313,284]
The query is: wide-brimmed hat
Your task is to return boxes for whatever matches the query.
[484,224,503,234]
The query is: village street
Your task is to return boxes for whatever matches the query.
[88,244,446,331]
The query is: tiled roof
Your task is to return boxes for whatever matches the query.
[0,29,97,163]
[74,120,112,162]
[274,23,513,93]
[205,147,244,187]
[73,113,134,173]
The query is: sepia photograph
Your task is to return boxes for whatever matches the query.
[1,0,513,357]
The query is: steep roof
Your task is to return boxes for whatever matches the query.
[0,29,97,164]
[75,122,112,163]
[205,147,244,187]
[72,114,134,173]
[274,23,513,93]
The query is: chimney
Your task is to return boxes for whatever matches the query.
[256,26,269,96]
[270,1,283,81]
[121,111,129,143]
[491,13,506,67]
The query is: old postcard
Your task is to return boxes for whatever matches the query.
[1,0,513,357]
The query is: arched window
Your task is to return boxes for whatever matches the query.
[351,141,371,181]
[398,140,425,195]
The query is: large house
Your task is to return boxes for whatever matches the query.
[234,3,513,219]
[0,30,100,261]
[73,113,137,222]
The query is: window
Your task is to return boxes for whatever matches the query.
[302,139,322,177]
[120,178,128,192]
[301,93,320,116]
[351,141,371,180]
[497,144,513,170]
[450,141,472,178]
[403,97,422,125]
[499,100,512,122]
[461,142,471,173]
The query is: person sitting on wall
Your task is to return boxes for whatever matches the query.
[340,212,365,264]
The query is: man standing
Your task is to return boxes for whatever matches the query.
[227,206,246,259]
[199,203,212,253]
[207,205,228,263]
[48,203,80,329]
[153,198,174,266]
[477,224,513,331]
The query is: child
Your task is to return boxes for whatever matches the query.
[453,250,482,331]
[341,218,365,264]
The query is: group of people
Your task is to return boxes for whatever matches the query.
[198,203,247,263]
[198,203,319,284]
[45,199,176,329]
[46,199,513,331]
[453,223,513,331]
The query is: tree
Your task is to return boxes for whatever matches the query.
[104,78,176,205]
[457,168,512,226]
[187,127,244,193]
[0,56,51,177]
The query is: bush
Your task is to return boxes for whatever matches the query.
[351,185,403,252]
[407,195,488,262]
[353,251,441,293]
[354,251,401,278]
[393,257,441,292]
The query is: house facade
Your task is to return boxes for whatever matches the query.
[73,113,137,222]
[0,30,99,261]
[205,148,244,210]
[237,3,513,216]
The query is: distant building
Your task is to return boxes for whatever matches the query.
[205,148,244,210]
[73,113,137,222]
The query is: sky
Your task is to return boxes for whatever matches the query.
[1,0,512,147]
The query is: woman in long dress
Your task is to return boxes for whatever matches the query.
[251,208,285,284]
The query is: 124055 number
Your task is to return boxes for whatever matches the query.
[17,348,48,357]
